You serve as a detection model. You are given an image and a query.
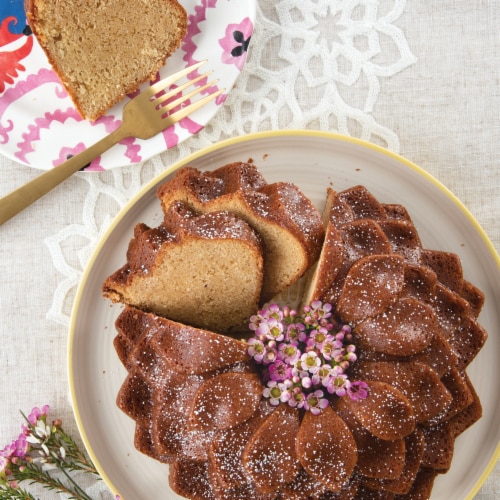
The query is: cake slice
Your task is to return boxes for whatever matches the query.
[157,163,325,303]
[26,0,187,120]
[102,202,264,332]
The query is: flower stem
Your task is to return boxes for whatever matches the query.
[48,451,94,500]
[0,482,37,500]
[52,431,98,475]
[10,460,92,500]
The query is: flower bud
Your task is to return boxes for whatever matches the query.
[345,352,357,363]
[301,377,312,389]
[340,360,350,371]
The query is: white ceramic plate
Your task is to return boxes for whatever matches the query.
[69,131,500,500]
[0,0,255,170]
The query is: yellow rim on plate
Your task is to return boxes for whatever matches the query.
[68,129,500,499]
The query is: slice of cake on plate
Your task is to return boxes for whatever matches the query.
[26,0,187,120]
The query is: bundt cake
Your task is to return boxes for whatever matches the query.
[156,162,326,303]
[103,201,264,332]
[26,0,187,120]
[105,167,487,499]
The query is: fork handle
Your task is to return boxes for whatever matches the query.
[0,125,130,225]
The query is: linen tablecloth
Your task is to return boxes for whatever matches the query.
[1,1,499,498]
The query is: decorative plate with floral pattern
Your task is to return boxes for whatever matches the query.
[0,0,256,170]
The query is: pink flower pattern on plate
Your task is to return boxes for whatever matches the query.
[219,17,253,71]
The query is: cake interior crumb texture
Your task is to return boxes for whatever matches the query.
[26,0,188,120]
[120,238,264,332]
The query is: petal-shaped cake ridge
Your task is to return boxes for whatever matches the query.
[157,162,268,204]
[377,219,422,263]
[421,249,464,294]
[354,361,452,424]
[277,467,328,499]
[304,217,395,308]
[336,185,387,221]
[427,368,474,426]
[325,189,355,226]
[400,467,439,499]
[431,283,470,334]
[402,263,437,303]
[337,254,405,323]
[116,370,154,428]
[449,315,488,370]
[127,328,171,384]
[188,372,262,431]
[296,406,358,492]
[132,424,168,464]
[115,304,154,349]
[447,374,482,438]
[460,280,485,318]
[357,330,458,380]
[242,405,301,493]
[409,331,458,377]
[355,298,436,356]
[361,428,425,494]
[421,423,455,472]
[149,313,250,374]
[209,400,275,490]
[337,381,415,440]
[382,203,413,221]
[340,219,392,262]
[430,285,487,369]
[169,459,216,500]
[152,372,217,462]
[335,401,406,480]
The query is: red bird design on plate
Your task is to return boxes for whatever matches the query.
[0,15,33,93]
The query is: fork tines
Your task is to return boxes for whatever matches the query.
[148,60,224,118]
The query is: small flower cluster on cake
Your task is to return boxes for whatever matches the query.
[247,301,368,414]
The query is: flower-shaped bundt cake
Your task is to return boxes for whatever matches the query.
[106,172,487,499]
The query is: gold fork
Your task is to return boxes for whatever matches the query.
[0,60,223,225]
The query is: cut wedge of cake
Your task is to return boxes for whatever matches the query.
[103,201,264,332]
[26,0,188,120]
[157,163,325,303]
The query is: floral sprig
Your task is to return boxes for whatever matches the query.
[0,405,111,500]
[247,301,369,414]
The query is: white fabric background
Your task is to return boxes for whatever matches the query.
[1,1,498,498]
